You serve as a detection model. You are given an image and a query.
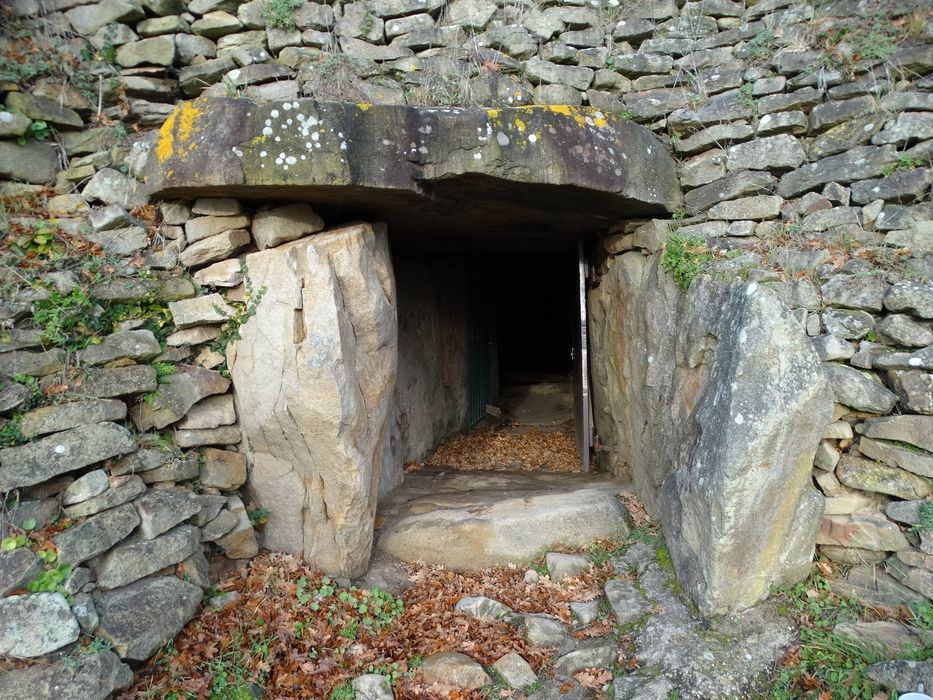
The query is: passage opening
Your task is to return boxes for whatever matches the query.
[392,243,589,475]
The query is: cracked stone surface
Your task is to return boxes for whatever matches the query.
[230,222,397,577]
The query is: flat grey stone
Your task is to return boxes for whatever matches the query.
[0,649,132,699]
[20,399,127,438]
[605,578,651,624]
[866,659,933,695]
[726,134,805,172]
[200,508,239,541]
[0,422,135,491]
[54,503,141,566]
[111,446,183,476]
[141,452,201,482]
[177,396,236,431]
[214,496,258,558]
[852,168,933,205]
[168,293,236,328]
[553,637,616,678]
[416,651,491,690]
[708,194,782,220]
[81,167,147,209]
[65,0,144,35]
[778,145,897,198]
[0,140,60,184]
[521,613,572,651]
[65,476,146,518]
[821,274,887,312]
[824,363,897,413]
[94,524,201,590]
[192,493,229,526]
[0,593,80,657]
[455,595,513,619]
[570,599,600,628]
[252,203,324,250]
[546,552,591,581]
[811,335,854,362]
[859,436,933,479]
[178,228,251,268]
[822,308,875,339]
[184,214,251,243]
[0,348,65,377]
[887,369,933,414]
[818,512,909,551]
[859,415,933,454]
[130,364,229,431]
[171,425,242,448]
[877,315,932,347]
[5,91,83,130]
[65,365,157,399]
[134,487,203,539]
[71,591,99,633]
[0,547,42,597]
[885,281,933,319]
[836,454,929,500]
[79,330,162,366]
[351,673,394,700]
[95,575,203,661]
[62,469,111,505]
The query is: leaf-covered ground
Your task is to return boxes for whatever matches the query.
[117,552,609,699]
[419,427,581,473]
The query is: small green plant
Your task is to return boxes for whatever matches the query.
[6,219,65,260]
[263,0,304,29]
[737,82,756,110]
[856,17,899,61]
[745,29,776,61]
[587,537,628,567]
[914,500,933,533]
[0,416,27,448]
[329,682,354,700]
[247,507,270,527]
[908,599,933,630]
[366,660,401,684]
[617,107,636,121]
[153,362,176,383]
[32,287,98,348]
[212,268,266,377]
[1,532,28,551]
[27,562,72,598]
[660,235,714,291]
[16,119,51,145]
[881,154,922,177]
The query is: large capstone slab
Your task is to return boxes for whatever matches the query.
[144,99,681,244]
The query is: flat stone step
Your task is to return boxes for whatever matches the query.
[375,469,630,569]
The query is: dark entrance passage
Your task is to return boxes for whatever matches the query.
[391,241,591,474]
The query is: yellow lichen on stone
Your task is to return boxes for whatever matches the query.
[155,107,178,164]
[155,100,205,164]
[176,101,200,144]
[358,103,372,111]
[514,118,526,132]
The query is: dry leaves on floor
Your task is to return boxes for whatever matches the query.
[422,428,582,473]
[617,491,651,529]
[117,553,606,700]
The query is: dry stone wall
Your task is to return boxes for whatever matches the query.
[1,0,932,685]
